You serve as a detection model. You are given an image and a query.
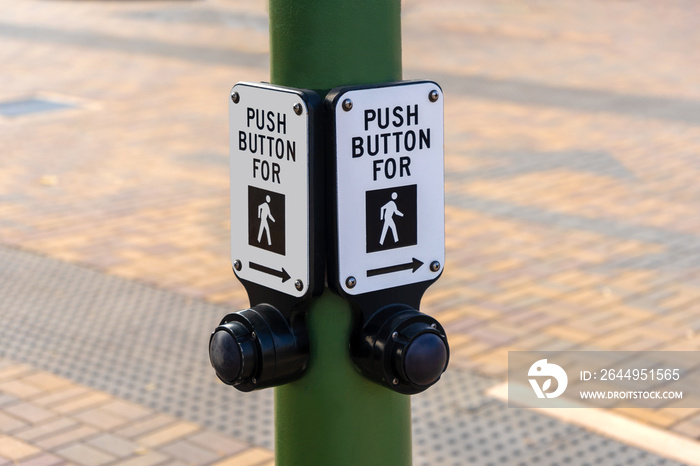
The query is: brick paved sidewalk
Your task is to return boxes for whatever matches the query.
[0,359,273,466]
[2,244,690,466]
[1,0,700,461]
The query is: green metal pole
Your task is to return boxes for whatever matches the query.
[269,1,410,465]
[269,0,402,92]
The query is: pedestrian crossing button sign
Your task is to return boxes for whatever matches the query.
[329,81,445,296]
[229,82,318,298]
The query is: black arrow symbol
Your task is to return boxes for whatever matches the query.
[366,258,423,277]
[249,262,291,282]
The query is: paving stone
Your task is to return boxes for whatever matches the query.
[0,380,43,399]
[212,447,274,466]
[32,387,90,408]
[136,422,200,449]
[159,439,219,465]
[114,415,175,440]
[52,393,111,415]
[0,436,40,461]
[15,453,64,466]
[86,434,139,458]
[35,425,98,450]
[73,407,129,430]
[187,430,249,456]
[4,402,57,425]
[55,443,115,466]
[99,401,150,421]
[110,452,169,466]
[20,373,72,393]
[14,418,77,442]
[0,411,27,433]
[0,394,18,408]
[0,365,34,382]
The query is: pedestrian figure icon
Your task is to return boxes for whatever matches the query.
[257,195,275,246]
[379,192,403,245]
[248,186,286,255]
[366,185,417,253]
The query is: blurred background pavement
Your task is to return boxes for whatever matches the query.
[1,0,700,464]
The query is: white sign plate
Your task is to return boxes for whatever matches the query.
[334,81,445,295]
[230,83,310,297]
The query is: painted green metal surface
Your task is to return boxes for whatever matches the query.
[275,292,412,466]
[269,1,410,464]
[269,0,402,92]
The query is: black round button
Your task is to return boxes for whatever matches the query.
[403,333,447,386]
[210,330,242,384]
